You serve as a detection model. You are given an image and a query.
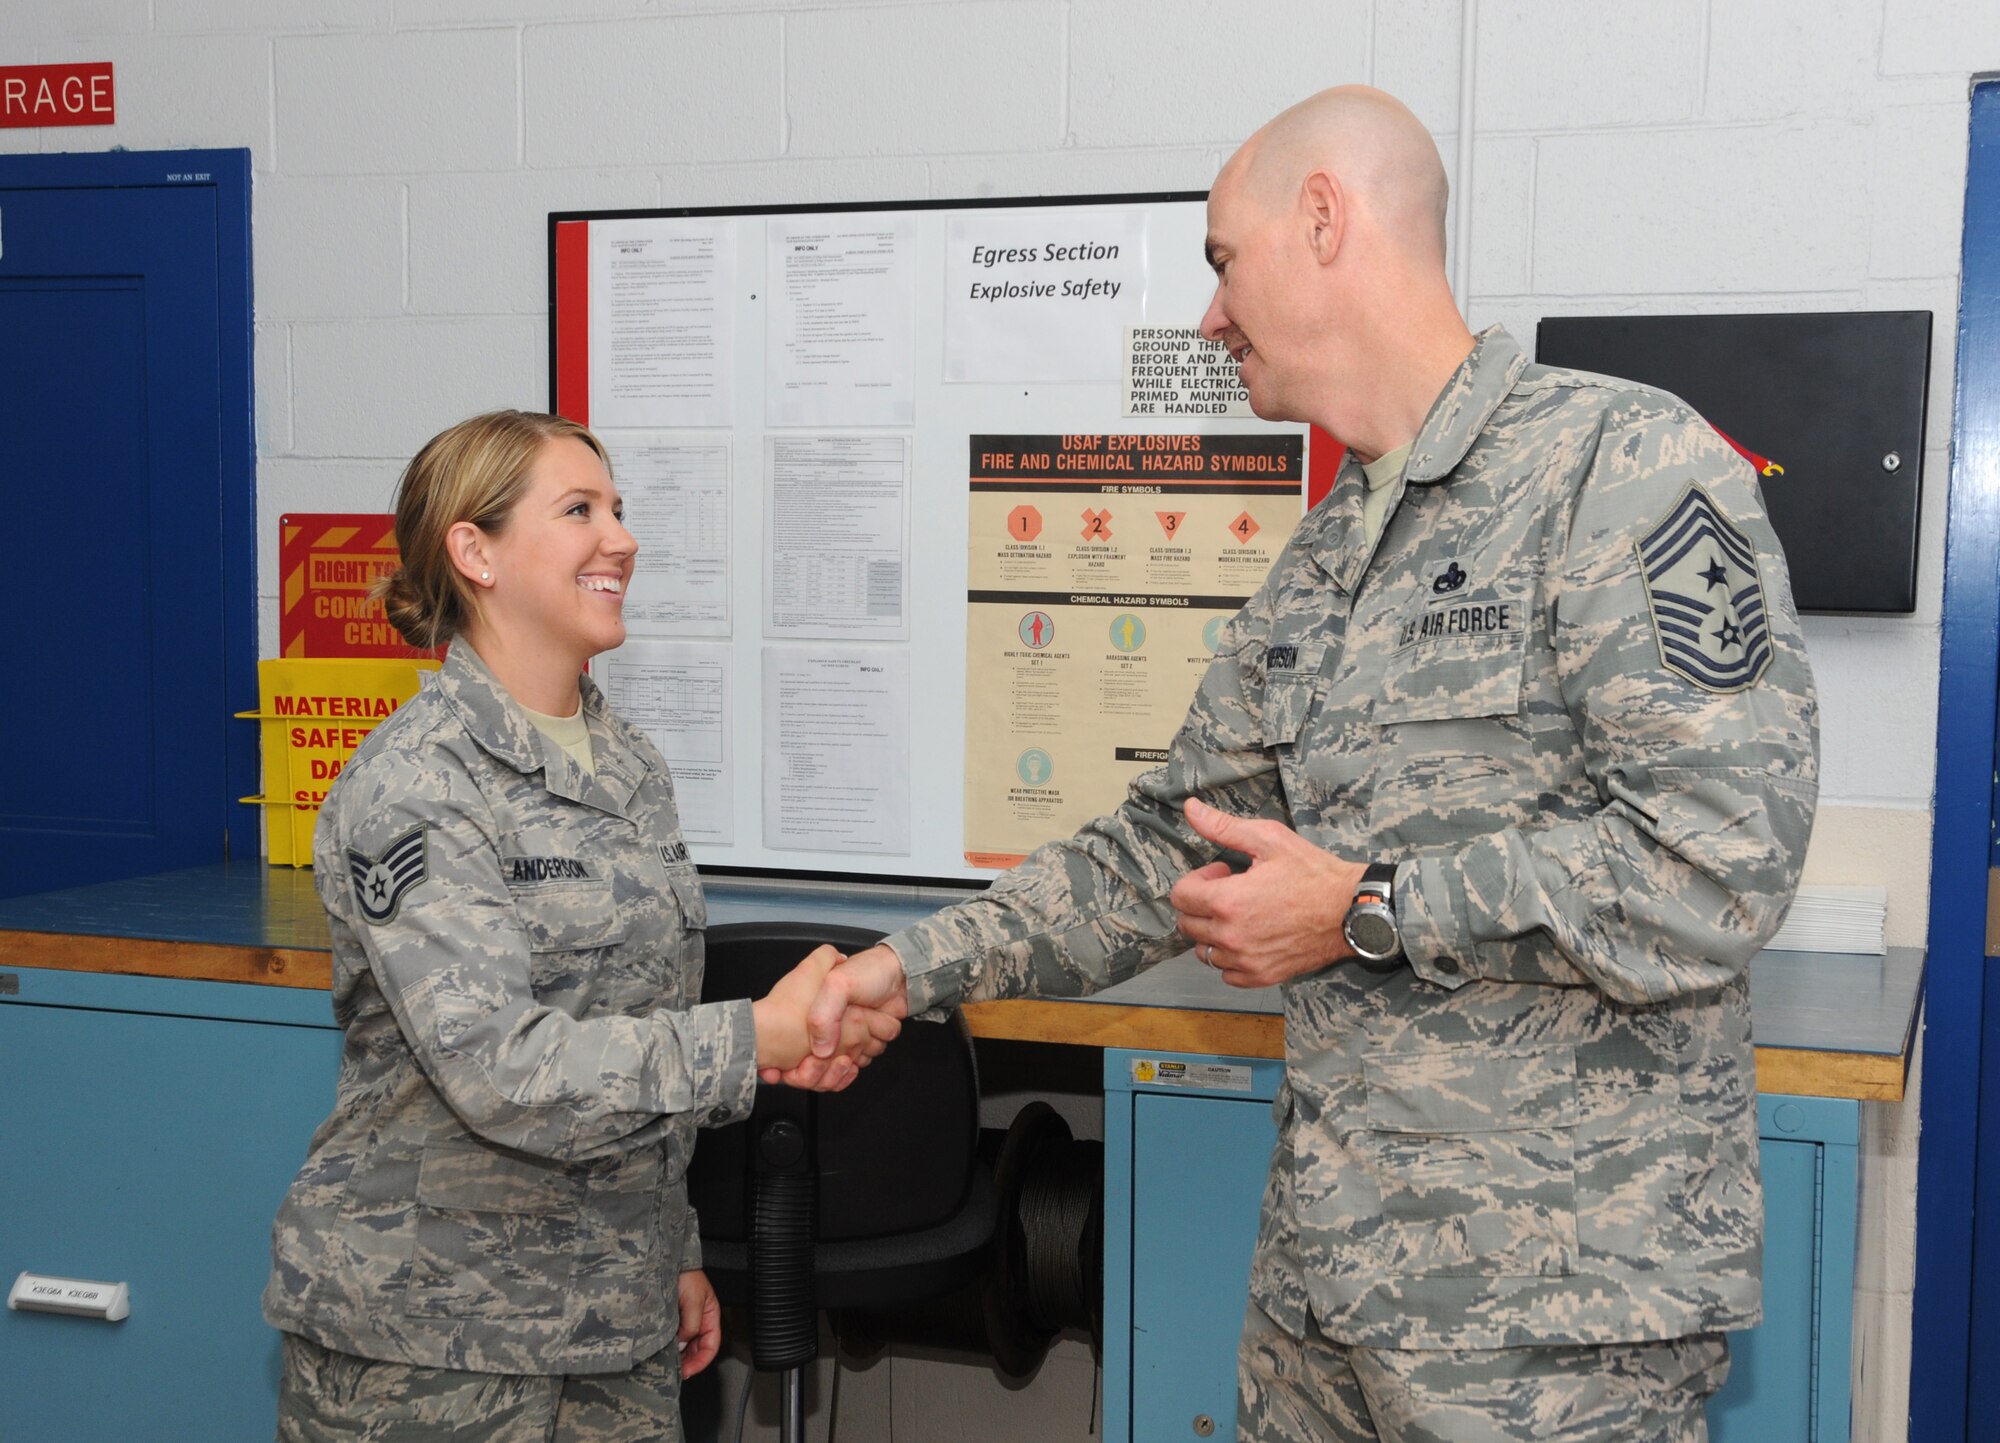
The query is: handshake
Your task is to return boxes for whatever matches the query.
[747,944,912,1092]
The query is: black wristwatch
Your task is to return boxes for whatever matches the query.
[1343,862,1403,966]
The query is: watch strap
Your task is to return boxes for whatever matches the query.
[1356,860,1396,899]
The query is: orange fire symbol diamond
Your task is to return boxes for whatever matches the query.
[1081,508,1114,542]
[1228,511,1261,543]
[1007,504,1043,542]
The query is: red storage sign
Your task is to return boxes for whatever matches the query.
[0,64,115,129]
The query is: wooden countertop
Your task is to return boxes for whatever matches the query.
[0,864,1924,1102]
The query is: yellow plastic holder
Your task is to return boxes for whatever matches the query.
[236,657,440,866]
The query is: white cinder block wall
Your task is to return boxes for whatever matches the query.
[9,2,1995,1439]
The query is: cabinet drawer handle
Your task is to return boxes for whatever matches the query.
[8,1272,130,1321]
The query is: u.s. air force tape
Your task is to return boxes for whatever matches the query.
[348,824,429,926]
[1637,483,1774,694]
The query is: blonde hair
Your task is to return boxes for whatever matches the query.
[375,410,611,650]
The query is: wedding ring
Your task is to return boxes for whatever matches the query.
[1199,943,1215,966]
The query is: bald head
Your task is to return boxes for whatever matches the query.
[1225,86,1449,264]
[1199,85,1473,453]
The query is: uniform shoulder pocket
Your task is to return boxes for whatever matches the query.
[664,864,707,931]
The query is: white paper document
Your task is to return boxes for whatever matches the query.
[762,647,911,855]
[944,207,1147,383]
[767,218,917,427]
[588,218,736,429]
[606,436,732,637]
[764,435,910,639]
[1123,326,1254,417]
[596,641,734,845]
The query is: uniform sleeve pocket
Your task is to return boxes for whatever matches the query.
[509,879,629,953]
[405,1144,581,1321]
[1353,1045,1578,1278]
[1373,628,1526,725]
[665,865,707,931]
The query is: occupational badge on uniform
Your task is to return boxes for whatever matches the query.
[1636,484,1774,693]
[347,824,429,926]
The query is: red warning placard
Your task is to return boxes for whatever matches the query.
[0,64,114,129]
[279,514,442,660]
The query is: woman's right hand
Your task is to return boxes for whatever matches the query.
[750,944,901,1087]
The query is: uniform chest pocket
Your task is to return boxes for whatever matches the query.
[510,879,629,953]
[1261,673,1324,750]
[1373,627,1526,725]
[1349,1045,1578,1280]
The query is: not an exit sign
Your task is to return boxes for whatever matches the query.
[0,63,115,129]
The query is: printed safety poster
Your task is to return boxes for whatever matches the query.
[963,432,1305,867]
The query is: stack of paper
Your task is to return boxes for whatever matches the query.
[1763,885,1887,955]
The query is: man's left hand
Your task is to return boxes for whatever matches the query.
[1171,797,1366,988]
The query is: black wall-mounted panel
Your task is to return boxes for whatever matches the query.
[1536,311,1931,614]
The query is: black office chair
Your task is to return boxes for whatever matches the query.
[689,922,998,1443]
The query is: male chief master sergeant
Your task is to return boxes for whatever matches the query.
[811,85,1819,1441]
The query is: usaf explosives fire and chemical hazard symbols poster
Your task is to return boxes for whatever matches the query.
[964,433,1305,867]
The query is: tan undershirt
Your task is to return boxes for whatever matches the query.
[1360,442,1414,555]
[520,699,595,777]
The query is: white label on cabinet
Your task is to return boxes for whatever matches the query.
[8,1272,129,1321]
[1128,1058,1253,1093]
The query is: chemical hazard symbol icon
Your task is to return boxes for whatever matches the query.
[1637,484,1774,694]
[1109,614,1147,652]
[1156,511,1186,539]
[1018,611,1055,648]
[1007,504,1043,542]
[1017,749,1054,786]
[1081,508,1114,542]
[1203,615,1228,653]
[1227,511,1261,543]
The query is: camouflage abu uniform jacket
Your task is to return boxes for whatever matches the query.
[884,327,1818,1350]
[263,642,757,1374]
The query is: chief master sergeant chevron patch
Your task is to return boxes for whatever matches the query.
[1637,483,1775,693]
[347,824,429,926]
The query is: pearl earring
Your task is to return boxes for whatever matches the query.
[480,571,491,581]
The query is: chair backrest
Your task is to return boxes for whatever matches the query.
[690,921,981,1244]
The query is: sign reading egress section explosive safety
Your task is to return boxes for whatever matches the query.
[964,432,1304,868]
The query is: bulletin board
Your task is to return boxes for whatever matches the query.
[548,193,1331,886]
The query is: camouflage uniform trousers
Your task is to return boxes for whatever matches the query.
[1238,1301,1728,1443]
[277,1333,685,1443]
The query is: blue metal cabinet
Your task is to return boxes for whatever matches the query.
[1102,1049,1859,1443]
[1710,1096,1859,1443]
[0,967,341,1443]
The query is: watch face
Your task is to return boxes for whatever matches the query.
[1347,907,1399,959]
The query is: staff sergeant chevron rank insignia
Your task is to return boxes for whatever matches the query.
[1637,484,1774,694]
[347,825,429,926]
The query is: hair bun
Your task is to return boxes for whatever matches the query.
[375,568,440,651]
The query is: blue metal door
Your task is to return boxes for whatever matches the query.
[0,151,256,897]
[1912,79,2000,1443]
